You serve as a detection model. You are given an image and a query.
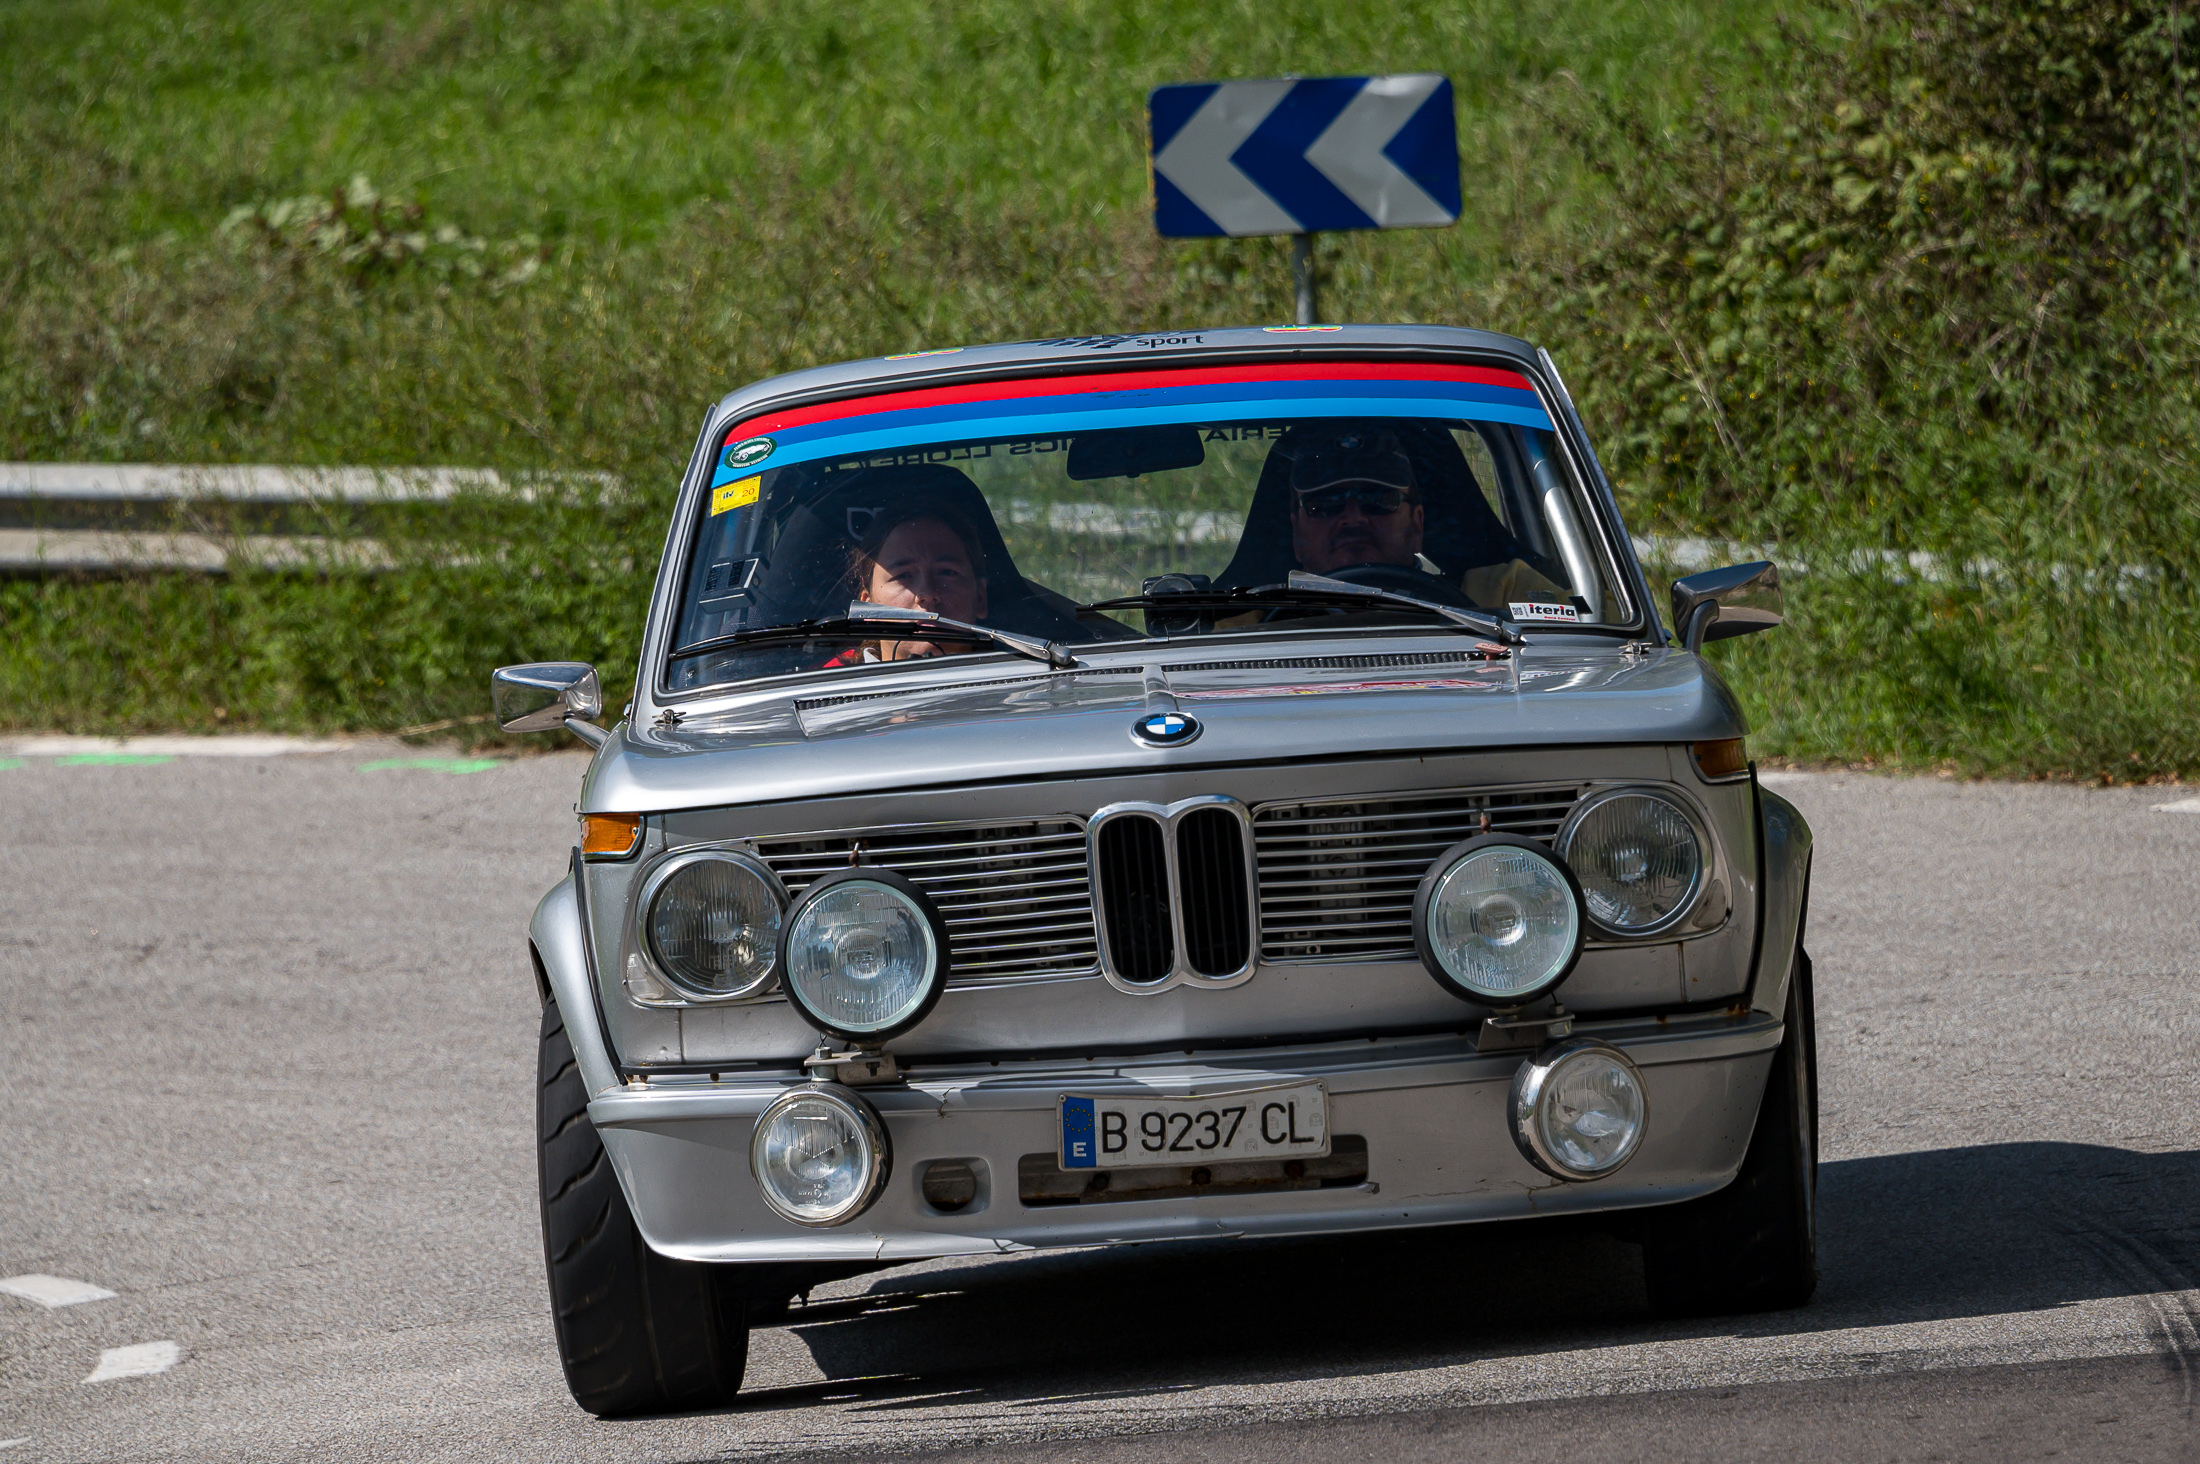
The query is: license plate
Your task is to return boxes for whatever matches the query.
[1057,1082,1329,1170]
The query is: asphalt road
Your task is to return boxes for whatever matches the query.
[1,748,2196,1462]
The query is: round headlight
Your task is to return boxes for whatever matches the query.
[1412,834,1584,1005]
[777,868,950,1043]
[1557,788,1707,936]
[1510,1038,1649,1180]
[640,850,787,999]
[749,1084,889,1226]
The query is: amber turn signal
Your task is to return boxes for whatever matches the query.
[1690,738,1749,781]
[581,811,643,858]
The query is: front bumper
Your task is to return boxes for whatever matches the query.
[589,1012,1781,1264]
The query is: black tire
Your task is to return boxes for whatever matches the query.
[1642,946,1819,1316]
[538,997,748,1417]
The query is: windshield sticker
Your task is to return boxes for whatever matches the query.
[1509,601,1583,623]
[886,347,964,360]
[709,363,1553,487]
[710,476,761,515]
[1031,334,1207,351]
[723,436,774,470]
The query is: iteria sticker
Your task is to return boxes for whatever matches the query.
[710,477,761,515]
[1509,601,1582,623]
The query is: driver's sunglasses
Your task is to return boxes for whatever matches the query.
[1295,482,1415,519]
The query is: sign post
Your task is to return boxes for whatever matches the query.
[1149,74,1461,324]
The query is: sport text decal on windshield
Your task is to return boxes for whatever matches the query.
[709,363,1551,488]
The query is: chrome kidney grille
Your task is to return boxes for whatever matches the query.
[1176,807,1254,975]
[753,820,1097,984]
[1089,799,1257,987]
[1252,785,1585,963]
[1093,815,1173,982]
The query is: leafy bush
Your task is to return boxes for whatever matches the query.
[1516,0,2200,550]
[1503,0,2200,777]
[221,176,547,291]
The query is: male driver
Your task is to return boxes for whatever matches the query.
[1287,428,1573,610]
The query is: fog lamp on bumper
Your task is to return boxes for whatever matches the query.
[1509,1038,1648,1180]
[749,1083,891,1226]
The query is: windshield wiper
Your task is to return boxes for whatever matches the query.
[1085,570,1521,645]
[668,602,1076,670]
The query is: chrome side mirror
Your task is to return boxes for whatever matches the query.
[1671,562,1782,653]
[493,663,607,745]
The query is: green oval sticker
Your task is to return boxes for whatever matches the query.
[723,436,774,470]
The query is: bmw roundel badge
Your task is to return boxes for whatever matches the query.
[1133,710,1199,747]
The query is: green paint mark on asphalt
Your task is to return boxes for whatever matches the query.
[357,758,500,774]
[0,758,22,771]
[56,754,176,766]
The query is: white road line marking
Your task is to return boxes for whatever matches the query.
[0,1439,28,1449]
[1757,771,1815,785]
[0,1274,117,1308]
[2152,796,2200,813]
[0,735,356,757]
[84,1341,180,1383]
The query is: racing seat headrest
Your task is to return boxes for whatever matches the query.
[753,462,1082,639]
[1215,421,1534,589]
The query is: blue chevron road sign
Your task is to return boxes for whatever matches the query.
[1148,74,1460,238]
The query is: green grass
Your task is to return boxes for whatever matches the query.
[5,0,1786,249]
[1702,573,2200,783]
[0,0,1797,740]
[11,0,2190,784]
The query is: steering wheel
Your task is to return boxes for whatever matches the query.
[1316,561,1482,610]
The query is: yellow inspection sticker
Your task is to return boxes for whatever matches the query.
[711,476,761,515]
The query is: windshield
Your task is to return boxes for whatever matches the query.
[667,360,1628,692]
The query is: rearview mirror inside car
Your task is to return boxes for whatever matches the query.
[1066,424,1206,481]
[1671,562,1782,652]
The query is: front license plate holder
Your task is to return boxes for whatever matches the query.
[1057,1082,1329,1170]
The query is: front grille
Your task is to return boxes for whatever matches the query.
[755,819,1097,983]
[1253,785,1584,963]
[1094,815,1173,983]
[1176,807,1252,976]
[1092,804,1257,983]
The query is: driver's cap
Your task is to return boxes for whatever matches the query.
[1289,429,1416,495]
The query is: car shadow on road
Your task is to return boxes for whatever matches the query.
[730,1141,2199,1416]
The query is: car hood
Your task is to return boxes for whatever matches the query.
[582,642,1745,814]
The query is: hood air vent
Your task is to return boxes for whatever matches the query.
[1163,651,1484,675]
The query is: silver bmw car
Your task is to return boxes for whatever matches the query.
[494,325,1813,1417]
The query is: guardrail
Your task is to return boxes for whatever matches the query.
[22,461,2123,593]
[0,462,525,574]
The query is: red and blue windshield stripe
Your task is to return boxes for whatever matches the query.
[711,362,1551,485]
